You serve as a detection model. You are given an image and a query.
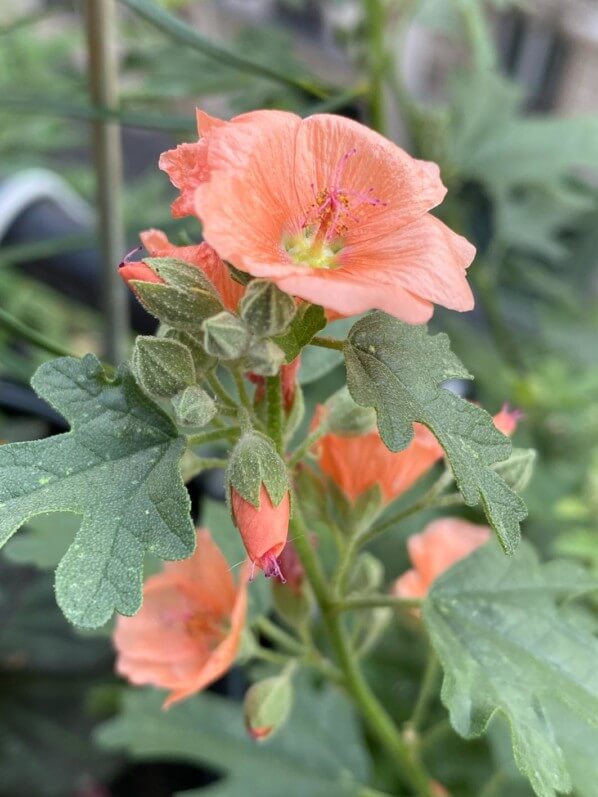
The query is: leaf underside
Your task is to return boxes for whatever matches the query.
[0,354,195,628]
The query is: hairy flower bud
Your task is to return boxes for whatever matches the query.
[244,673,294,741]
[202,311,250,360]
[228,432,290,578]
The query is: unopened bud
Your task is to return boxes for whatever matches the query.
[172,385,217,427]
[203,311,250,360]
[240,279,296,338]
[244,674,293,741]
[228,432,290,577]
[244,339,285,377]
[132,336,195,398]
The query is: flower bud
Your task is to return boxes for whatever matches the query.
[244,339,285,377]
[119,249,162,291]
[244,674,293,741]
[228,432,290,578]
[132,335,195,398]
[240,279,296,338]
[172,385,217,427]
[202,311,250,360]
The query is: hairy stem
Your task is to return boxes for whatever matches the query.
[333,594,422,614]
[266,374,284,455]
[287,423,329,468]
[0,307,77,359]
[187,427,240,447]
[291,502,434,797]
[310,335,344,351]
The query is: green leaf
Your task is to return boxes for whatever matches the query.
[423,541,598,797]
[0,354,195,628]
[133,335,196,397]
[97,681,370,797]
[274,303,326,363]
[344,312,527,552]
[132,280,222,329]
[298,316,354,384]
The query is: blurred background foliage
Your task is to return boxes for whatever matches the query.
[1,1,598,796]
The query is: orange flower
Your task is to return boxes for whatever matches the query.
[139,228,244,312]
[193,112,475,322]
[314,405,442,503]
[313,404,520,504]
[231,485,290,579]
[392,518,490,600]
[159,109,293,219]
[113,529,248,708]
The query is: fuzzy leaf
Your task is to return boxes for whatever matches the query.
[274,303,326,363]
[0,355,195,628]
[97,682,370,797]
[423,541,598,797]
[344,313,527,552]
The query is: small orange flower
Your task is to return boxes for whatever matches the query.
[392,518,491,600]
[231,485,290,579]
[313,404,520,504]
[314,405,442,504]
[193,111,475,322]
[113,529,248,708]
[139,228,244,312]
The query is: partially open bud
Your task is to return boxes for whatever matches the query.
[244,673,294,741]
[228,432,290,578]
[119,247,162,291]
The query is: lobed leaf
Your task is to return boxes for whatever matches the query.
[344,312,527,552]
[423,541,598,797]
[0,354,195,628]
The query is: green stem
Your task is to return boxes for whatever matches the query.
[457,0,497,71]
[85,0,129,364]
[233,370,254,414]
[266,375,284,455]
[333,534,361,597]
[119,0,329,100]
[408,650,440,733]
[205,372,237,410]
[364,0,387,133]
[0,307,77,359]
[334,594,422,614]
[254,647,293,667]
[358,469,457,547]
[256,617,305,657]
[290,502,434,797]
[310,335,344,351]
[187,427,239,447]
[287,423,329,468]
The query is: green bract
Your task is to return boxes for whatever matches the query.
[424,541,598,797]
[0,355,194,628]
[274,303,326,363]
[344,312,527,553]
[227,431,289,508]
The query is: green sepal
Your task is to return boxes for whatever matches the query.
[274,303,327,363]
[325,386,376,436]
[132,335,195,397]
[172,385,217,427]
[144,257,220,295]
[226,262,253,287]
[240,279,297,338]
[227,431,289,508]
[244,674,294,742]
[132,280,222,330]
[344,312,527,553]
[244,339,285,377]
[202,311,251,360]
[164,328,217,373]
